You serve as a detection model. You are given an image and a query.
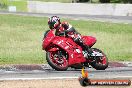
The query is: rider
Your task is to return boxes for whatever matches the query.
[48,16,93,56]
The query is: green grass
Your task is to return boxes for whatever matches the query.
[0,14,132,65]
[8,1,27,12]
[0,0,8,10]
[0,0,27,12]
[0,7,6,11]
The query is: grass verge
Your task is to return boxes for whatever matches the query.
[0,14,132,65]
[8,0,27,12]
[0,0,27,12]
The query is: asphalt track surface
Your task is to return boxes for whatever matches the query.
[0,11,132,80]
[0,65,132,80]
[0,11,132,24]
[0,67,132,80]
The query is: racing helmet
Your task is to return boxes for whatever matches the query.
[48,16,60,29]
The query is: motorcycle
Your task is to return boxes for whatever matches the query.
[42,29,108,71]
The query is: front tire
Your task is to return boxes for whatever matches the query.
[46,51,68,71]
[90,48,108,70]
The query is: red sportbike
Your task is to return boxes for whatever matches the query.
[42,30,108,71]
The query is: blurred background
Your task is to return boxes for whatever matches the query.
[0,0,132,12]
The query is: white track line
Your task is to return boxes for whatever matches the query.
[0,77,79,81]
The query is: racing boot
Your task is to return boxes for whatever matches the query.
[73,37,93,57]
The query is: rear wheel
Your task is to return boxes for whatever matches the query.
[90,48,108,70]
[46,50,68,71]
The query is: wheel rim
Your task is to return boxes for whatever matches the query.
[49,51,68,69]
[93,50,107,65]
[98,55,107,65]
[102,55,107,65]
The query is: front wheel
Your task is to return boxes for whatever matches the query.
[46,51,68,71]
[90,48,108,70]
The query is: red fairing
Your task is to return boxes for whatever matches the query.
[42,30,96,66]
[42,30,55,50]
[52,37,86,65]
[82,36,97,47]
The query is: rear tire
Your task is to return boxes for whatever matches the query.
[46,51,68,71]
[90,48,108,70]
